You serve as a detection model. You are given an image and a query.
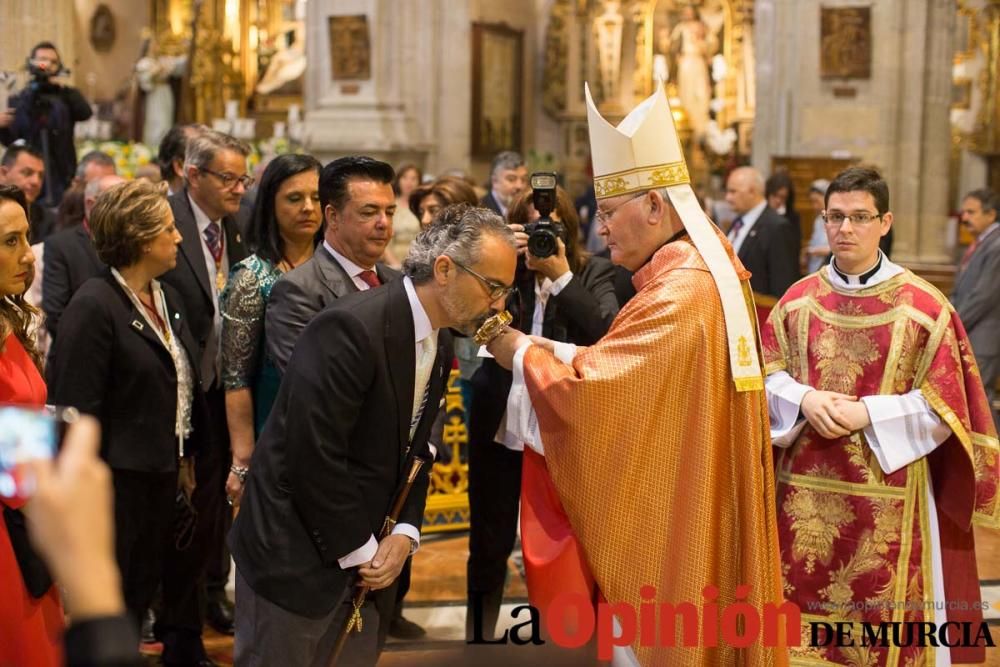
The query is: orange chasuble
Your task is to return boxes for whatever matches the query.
[520,236,788,665]
[761,269,1000,665]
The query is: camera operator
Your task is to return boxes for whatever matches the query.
[465,174,621,640]
[0,42,93,207]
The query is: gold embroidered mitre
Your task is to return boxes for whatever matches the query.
[585,81,763,391]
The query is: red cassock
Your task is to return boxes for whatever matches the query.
[0,334,64,667]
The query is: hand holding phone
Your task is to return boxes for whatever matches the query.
[0,406,78,499]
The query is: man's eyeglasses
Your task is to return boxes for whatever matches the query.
[595,192,646,226]
[199,167,254,191]
[451,258,514,301]
[823,211,882,227]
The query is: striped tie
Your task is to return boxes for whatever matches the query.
[409,336,436,440]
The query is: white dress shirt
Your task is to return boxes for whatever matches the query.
[324,240,378,291]
[337,276,435,569]
[728,199,768,255]
[188,195,229,386]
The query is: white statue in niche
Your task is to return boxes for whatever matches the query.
[667,3,717,137]
[594,0,624,104]
[257,22,307,95]
[135,39,186,147]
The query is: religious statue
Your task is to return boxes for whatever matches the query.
[256,23,306,95]
[135,37,187,147]
[666,4,717,138]
[593,0,624,107]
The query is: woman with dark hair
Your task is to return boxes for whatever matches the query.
[466,185,620,639]
[384,163,423,267]
[47,179,204,636]
[220,153,322,506]
[0,184,64,666]
[409,175,479,229]
[766,171,801,242]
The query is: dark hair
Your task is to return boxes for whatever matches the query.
[825,166,889,215]
[964,188,999,216]
[30,41,59,60]
[57,187,86,230]
[75,151,117,179]
[765,171,796,212]
[246,153,322,265]
[392,163,423,197]
[408,176,479,220]
[508,186,589,273]
[0,185,41,371]
[319,156,395,213]
[1,143,44,168]
[157,124,207,181]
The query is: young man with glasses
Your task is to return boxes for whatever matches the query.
[761,166,999,665]
[156,129,252,663]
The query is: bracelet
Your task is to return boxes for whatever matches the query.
[230,464,249,485]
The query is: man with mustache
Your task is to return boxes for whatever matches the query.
[266,156,400,374]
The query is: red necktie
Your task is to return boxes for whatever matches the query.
[959,240,978,274]
[728,217,744,239]
[358,270,381,289]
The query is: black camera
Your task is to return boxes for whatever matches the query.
[524,172,565,259]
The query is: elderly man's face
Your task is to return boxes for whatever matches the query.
[596,191,652,271]
[441,233,517,336]
[492,166,528,209]
[960,196,997,236]
[1,153,45,204]
[725,171,762,215]
[326,179,396,268]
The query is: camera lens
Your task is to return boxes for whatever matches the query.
[528,228,557,258]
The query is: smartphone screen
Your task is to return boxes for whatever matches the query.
[0,406,56,499]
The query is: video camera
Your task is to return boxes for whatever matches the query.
[523,172,566,259]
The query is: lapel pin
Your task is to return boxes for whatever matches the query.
[131,319,145,331]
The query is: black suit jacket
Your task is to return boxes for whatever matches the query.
[735,207,801,298]
[42,224,106,341]
[47,272,206,472]
[230,278,453,617]
[480,192,503,217]
[159,189,249,386]
[470,256,620,448]
[265,244,400,374]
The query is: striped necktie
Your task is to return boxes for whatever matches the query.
[409,335,436,440]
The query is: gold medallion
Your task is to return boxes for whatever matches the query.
[216,269,226,291]
[474,310,513,346]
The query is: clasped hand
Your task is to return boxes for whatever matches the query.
[800,390,872,439]
[358,533,411,590]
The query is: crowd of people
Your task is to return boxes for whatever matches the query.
[0,48,998,667]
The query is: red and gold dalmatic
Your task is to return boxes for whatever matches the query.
[522,237,788,666]
[761,269,1000,666]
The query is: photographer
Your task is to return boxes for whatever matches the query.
[1,42,93,207]
[465,176,620,640]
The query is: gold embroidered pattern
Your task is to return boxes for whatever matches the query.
[594,177,628,198]
[813,324,880,393]
[846,435,885,485]
[783,474,856,574]
[817,530,885,613]
[959,336,981,379]
[891,320,923,394]
[648,161,690,187]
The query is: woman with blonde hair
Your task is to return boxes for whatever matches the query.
[48,179,206,633]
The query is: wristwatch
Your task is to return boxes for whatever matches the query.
[230,464,249,485]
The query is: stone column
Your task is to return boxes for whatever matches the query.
[303,0,435,166]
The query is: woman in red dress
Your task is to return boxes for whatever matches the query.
[0,184,63,666]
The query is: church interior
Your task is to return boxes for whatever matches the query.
[2,0,999,664]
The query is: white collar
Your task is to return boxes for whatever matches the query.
[402,276,435,344]
[826,251,904,289]
[491,189,508,217]
[323,240,372,278]
[187,193,219,233]
[976,222,1000,242]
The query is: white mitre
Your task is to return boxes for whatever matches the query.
[585,81,763,392]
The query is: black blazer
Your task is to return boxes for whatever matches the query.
[469,256,620,449]
[47,272,206,472]
[42,224,106,341]
[480,192,503,216]
[158,189,249,384]
[736,206,801,299]
[231,278,453,617]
